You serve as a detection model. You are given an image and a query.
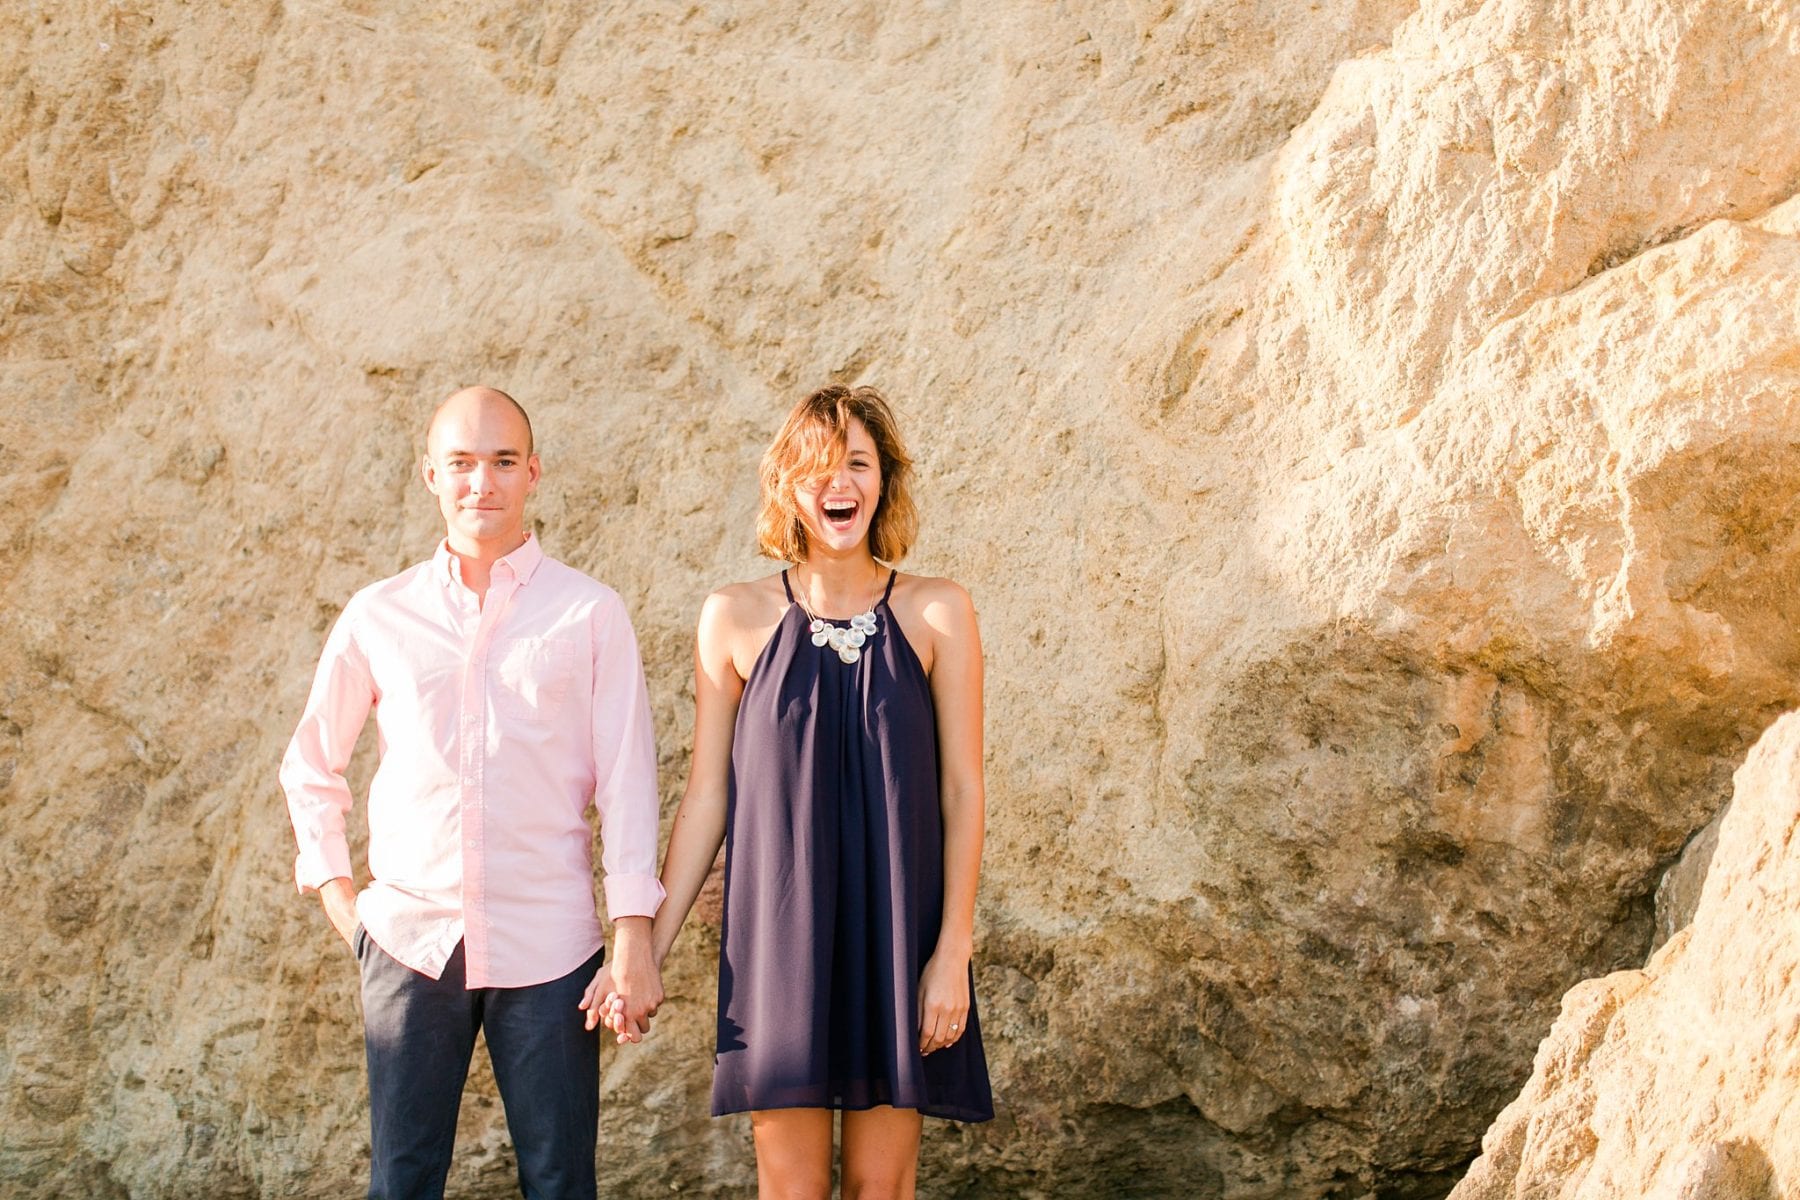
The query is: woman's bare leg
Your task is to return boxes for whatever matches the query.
[750,1108,834,1200]
[841,1106,923,1200]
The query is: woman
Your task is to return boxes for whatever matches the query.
[616,384,992,1197]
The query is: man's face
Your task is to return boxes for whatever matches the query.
[420,394,540,554]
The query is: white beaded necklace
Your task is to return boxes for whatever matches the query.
[791,566,883,665]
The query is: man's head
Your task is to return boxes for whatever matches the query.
[421,386,541,556]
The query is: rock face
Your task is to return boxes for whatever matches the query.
[1451,712,1800,1200]
[3,1,1800,1197]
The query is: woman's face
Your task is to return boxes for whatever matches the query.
[793,417,883,558]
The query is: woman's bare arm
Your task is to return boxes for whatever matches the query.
[916,578,986,1055]
[652,588,749,969]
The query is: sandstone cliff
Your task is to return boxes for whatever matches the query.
[1452,712,1800,1200]
[3,1,1799,1197]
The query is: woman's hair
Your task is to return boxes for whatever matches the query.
[756,384,919,563]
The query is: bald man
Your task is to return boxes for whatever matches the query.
[281,387,664,1200]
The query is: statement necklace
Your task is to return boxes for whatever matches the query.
[793,567,882,665]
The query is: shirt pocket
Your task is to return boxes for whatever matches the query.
[491,637,577,723]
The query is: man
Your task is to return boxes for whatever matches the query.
[281,386,663,1200]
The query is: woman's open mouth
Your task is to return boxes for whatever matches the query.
[822,500,858,529]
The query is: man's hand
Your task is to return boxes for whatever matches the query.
[319,876,358,948]
[602,916,663,1045]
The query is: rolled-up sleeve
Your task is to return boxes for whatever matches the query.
[589,593,667,921]
[280,602,375,893]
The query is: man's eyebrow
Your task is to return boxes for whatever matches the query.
[437,447,526,458]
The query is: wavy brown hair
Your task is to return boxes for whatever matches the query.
[756,385,918,563]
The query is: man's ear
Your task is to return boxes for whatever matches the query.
[420,455,438,491]
[526,453,542,494]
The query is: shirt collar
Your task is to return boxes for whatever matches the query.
[501,532,545,584]
[434,531,546,588]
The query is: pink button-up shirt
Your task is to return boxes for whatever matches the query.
[280,534,665,988]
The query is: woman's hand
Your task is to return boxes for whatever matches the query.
[917,947,971,1056]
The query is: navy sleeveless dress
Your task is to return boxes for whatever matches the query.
[712,569,993,1122]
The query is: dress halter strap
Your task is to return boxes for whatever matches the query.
[881,568,898,604]
[782,568,796,603]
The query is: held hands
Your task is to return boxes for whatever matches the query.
[578,917,664,1044]
[917,946,971,1056]
[577,964,629,1037]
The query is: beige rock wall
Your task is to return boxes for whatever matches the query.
[1451,711,1800,1200]
[3,1,1798,1197]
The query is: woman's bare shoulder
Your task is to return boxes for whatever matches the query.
[700,571,791,631]
[889,573,977,655]
[892,571,973,615]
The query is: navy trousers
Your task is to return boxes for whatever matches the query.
[354,927,604,1200]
